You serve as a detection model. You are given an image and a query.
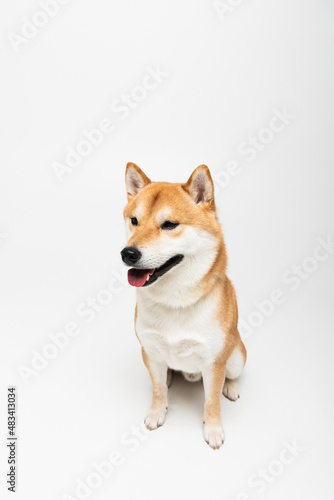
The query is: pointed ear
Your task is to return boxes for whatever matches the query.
[183,165,215,208]
[125,162,151,200]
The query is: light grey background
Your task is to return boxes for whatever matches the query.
[1,0,334,499]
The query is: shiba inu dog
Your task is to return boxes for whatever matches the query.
[121,162,247,449]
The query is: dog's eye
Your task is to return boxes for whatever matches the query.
[131,217,138,226]
[162,221,179,230]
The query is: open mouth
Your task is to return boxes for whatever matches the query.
[127,254,184,288]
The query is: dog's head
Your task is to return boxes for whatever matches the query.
[121,163,224,291]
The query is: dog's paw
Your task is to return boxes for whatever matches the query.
[144,406,167,430]
[182,371,202,382]
[203,423,225,450]
[223,379,240,402]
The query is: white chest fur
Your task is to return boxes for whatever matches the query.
[136,291,224,373]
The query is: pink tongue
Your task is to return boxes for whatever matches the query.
[128,268,154,287]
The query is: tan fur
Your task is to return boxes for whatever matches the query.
[141,348,168,414]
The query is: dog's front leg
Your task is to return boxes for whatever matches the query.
[202,362,226,449]
[141,347,168,430]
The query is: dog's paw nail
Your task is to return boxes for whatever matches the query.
[144,407,167,430]
[203,424,225,450]
[223,380,240,402]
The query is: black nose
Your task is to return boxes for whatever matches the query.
[121,246,142,266]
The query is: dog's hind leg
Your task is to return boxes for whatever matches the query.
[167,368,173,388]
[182,371,202,382]
[223,341,246,402]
